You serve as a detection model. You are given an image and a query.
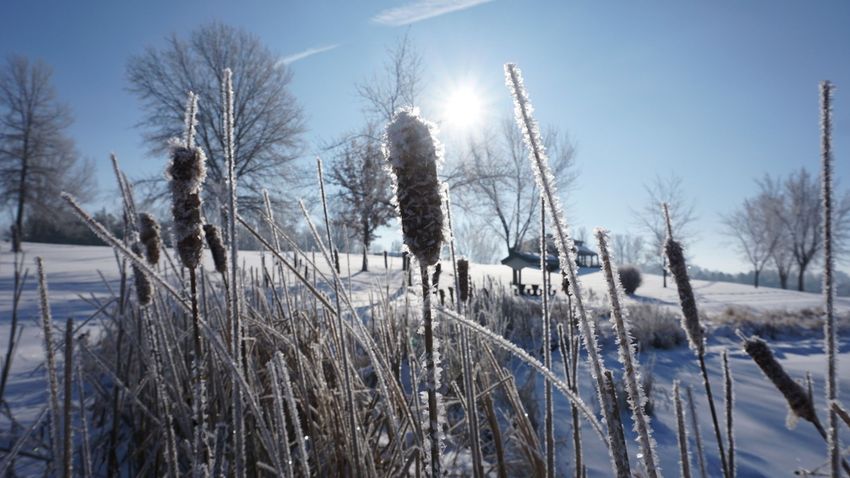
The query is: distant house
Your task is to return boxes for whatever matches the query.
[500,234,599,287]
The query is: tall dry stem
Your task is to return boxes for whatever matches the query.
[595,228,659,477]
[505,63,626,477]
[820,79,839,477]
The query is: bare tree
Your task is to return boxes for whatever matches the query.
[456,119,576,255]
[356,32,422,123]
[611,233,645,266]
[327,123,395,271]
[634,174,697,287]
[723,191,781,288]
[127,22,305,221]
[770,168,850,291]
[322,34,422,271]
[0,55,93,252]
[455,216,503,264]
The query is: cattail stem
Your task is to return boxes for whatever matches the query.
[189,268,208,477]
[504,63,625,476]
[603,370,632,478]
[36,257,62,474]
[558,323,583,478]
[595,228,659,477]
[540,198,555,478]
[673,381,692,478]
[723,350,735,477]
[222,68,246,478]
[820,80,840,477]
[420,264,442,478]
[316,157,361,473]
[445,186,483,478]
[687,385,708,478]
[75,353,93,478]
[63,318,73,478]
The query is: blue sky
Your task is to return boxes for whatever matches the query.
[2,0,849,272]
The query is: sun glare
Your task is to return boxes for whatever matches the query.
[444,85,483,129]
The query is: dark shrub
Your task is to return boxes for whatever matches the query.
[619,265,642,295]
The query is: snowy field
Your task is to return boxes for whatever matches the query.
[1,241,849,476]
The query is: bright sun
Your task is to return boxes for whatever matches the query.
[444,85,483,129]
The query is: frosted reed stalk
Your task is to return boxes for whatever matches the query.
[316,157,360,472]
[820,80,839,477]
[673,381,691,478]
[223,68,246,478]
[63,318,73,478]
[274,352,311,477]
[541,198,555,478]
[687,385,708,478]
[37,257,62,474]
[595,228,660,477]
[445,185,483,478]
[504,63,625,476]
[723,350,735,477]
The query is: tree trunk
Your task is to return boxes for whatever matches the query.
[662,256,667,288]
[778,270,788,289]
[753,269,760,288]
[13,151,28,253]
[797,268,805,292]
[361,243,368,272]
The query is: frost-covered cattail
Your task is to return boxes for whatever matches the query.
[663,202,728,477]
[203,224,227,274]
[595,228,659,478]
[742,334,850,478]
[131,241,153,306]
[743,335,818,425]
[385,108,445,266]
[385,107,445,477]
[138,213,161,265]
[457,259,470,302]
[168,140,207,270]
[663,203,704,356]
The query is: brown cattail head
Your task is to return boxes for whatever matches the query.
[384,108,445,266]
[457,259,470,302]
[664,208,704,356]
[203,224,227,274]
[743,335,817,424]
[168,141,207,269]
[138,212,161,265]
[131,241,152,306]
[432,262,442,289]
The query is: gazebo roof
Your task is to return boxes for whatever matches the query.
[500,249,559,272]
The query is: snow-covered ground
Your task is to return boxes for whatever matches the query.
[1,242,848,476]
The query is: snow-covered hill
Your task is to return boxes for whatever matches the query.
[1,242,848,477]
